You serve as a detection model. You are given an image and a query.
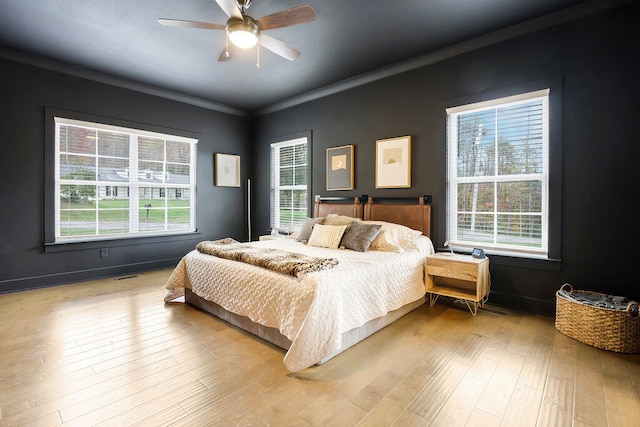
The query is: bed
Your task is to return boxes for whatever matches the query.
[165,196,433,372]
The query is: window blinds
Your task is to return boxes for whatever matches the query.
[270,137,308,232]
[446,89,549,257]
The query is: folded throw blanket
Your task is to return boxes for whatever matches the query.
[196,238,339,278]
[558,289,632,311]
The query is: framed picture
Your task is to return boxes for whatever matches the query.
[326,145,354,191]
[375,136,411,188]
[215,153,240,187]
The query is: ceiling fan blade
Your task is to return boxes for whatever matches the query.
[218,44,236,62]
[157,18,225,30]
[259,34,301,61]
[215,0,242,19]
[257,5,316,31]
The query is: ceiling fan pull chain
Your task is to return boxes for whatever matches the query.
[256,43,260,68]
[225,32,230,57]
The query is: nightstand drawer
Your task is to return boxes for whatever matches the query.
[427,258,478,282]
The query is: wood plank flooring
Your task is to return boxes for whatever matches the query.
[1,269,638,426]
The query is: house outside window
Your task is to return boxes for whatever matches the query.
[270,137,309,233]
[446,89,550,258]
[105,186,119,198]
[54,117,197,242]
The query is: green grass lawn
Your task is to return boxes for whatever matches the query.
[61,198,189,221]
[61,208,189,222]
[278,209,307,223]
[59,197,191,237]
[60,198,190,209]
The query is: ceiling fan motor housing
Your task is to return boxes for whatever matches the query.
[234,0,252,10]
[226,16,259,48]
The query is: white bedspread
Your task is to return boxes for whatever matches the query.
[165,236,433,372]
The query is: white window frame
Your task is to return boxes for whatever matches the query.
[446,89,550,259]
[54,117,197,242]
[270,137,309,233]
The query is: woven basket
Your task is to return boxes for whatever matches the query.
[555,284,640,353]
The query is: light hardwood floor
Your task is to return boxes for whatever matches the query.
[1,269,638,426]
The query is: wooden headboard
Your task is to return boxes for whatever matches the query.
[364,197,431,238]
[313,196,364,219]
[313,196,431,238]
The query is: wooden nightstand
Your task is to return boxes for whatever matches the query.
[425,253,490,316]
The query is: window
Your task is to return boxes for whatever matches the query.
[270,137,309,232]
[446,89,550,258]
[54,117,197,242]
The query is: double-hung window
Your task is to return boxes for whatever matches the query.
[446,89,550,258]
[270,137,309,233]
[54,117,197,242]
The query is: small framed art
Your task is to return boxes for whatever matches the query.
[215,153,240,187]
[375,136,411,188]
[326,145,354,191]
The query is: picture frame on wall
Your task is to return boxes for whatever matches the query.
[375,136,411,188]
[326,145,354,191]
[215,153,240,187]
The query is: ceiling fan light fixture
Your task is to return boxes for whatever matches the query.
[227,18,259,49]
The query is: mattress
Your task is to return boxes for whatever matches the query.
[165,235,434,371]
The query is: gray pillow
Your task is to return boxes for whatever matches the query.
[296,217,325,242]
[340,222,382,252]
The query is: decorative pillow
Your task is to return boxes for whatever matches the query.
[307,224,348,249]
[340,222,382,252]
[323,214,361,226]
[365,221,422,252]
[296,217,325,242]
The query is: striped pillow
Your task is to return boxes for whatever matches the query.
[307,224,348,249]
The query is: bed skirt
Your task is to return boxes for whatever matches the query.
[185,288,425,365]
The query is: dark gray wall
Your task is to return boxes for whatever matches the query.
[0,58,252,293]
[253,3,639,315]
[1,3,637,315]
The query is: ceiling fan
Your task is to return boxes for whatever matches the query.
[158,0,316,64]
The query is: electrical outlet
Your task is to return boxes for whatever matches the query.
[100,248,108,258]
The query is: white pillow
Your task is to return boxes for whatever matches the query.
[364,221,422,252]
[323,214,361,226]
[289,229,300,239]
[307,224,348,249]
[404,235,435,254]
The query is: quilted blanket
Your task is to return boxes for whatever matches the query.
[165,237,434,372]
[196,238,339,278]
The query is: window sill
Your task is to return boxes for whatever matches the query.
[44,231,201,253]
[440,247,562,272]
